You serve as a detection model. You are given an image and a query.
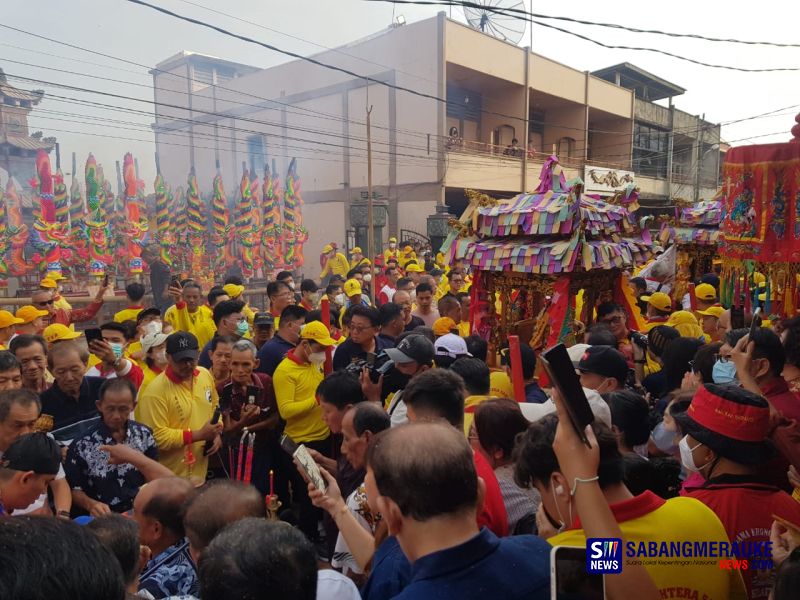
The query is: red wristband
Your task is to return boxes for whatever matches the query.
[183,430,193,445]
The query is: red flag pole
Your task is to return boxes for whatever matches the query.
[688,283,697,312]
[508,335,525,403]
[320,297,333,375]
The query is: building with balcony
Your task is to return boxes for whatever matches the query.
[0,68,56,187]
[151,13,721,276]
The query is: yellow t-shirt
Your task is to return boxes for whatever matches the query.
[550,492,747,600]
[135,367,219,480]
[114,306,144,323]
[320,253,350,278]
[165,304,213,340]
[272,353,329,443]
[138,363,163,398]
[458,321,470,337]
[489,370,513,399]
[463,394,490,436]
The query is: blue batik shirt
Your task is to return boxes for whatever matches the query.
[138,538,197,600]
[64,419,157,513]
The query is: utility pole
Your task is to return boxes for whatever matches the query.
[694,113,705,203]
[366,101,376,306]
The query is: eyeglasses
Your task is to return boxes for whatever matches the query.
[350,324,374,333]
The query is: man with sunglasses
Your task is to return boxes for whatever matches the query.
[596,302,637,367]
[30,282,109,329]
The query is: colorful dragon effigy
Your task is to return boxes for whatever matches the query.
[0,152,309,286]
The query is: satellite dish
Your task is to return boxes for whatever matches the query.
[463,0,527,45]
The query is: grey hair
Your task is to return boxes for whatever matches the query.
[231,339,258,358]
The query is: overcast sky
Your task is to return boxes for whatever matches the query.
[2,0,798,188]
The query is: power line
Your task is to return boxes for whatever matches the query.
[368,0,800,72]
[368,0,800,48]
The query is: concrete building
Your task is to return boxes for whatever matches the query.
[0,68,56,189]
[151,12,722,276]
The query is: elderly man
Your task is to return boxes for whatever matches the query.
[9,335,52,393]
[393,290,425,332]
[31,281,108,328]
[39,343,105,441]
[164,281,210,339]
[217,339,279,497]
[0,389,71,518]
[65,378,171,516]
[366,423,549,599]
[135,332,222,480]
[134,477,197,599]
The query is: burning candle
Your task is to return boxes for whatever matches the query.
[269,469,275,498]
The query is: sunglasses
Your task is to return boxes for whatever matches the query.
[34,300,54,307]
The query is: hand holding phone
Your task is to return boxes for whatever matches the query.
[748,307,762,340]
[541,344,594,447]
[84,328,103,345]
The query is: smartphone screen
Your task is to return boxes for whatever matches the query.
[551,546,605,600]
[84,328,103,345]
[541,343,594,447]
[748,307,762,340]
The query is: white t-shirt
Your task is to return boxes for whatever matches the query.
[316,569,360,600]
[0,446,66,516]
[331,483,378,576]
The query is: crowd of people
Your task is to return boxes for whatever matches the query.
[1,242,800,600]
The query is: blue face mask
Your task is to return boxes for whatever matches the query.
[236,320,250,337]
[712,360,738,384]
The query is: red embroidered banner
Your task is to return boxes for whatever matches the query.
[719,142,800,263]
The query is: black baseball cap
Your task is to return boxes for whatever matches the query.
[136,307,161,325]
[429,268,444,277]
[1,432,61,475]
[253,312,275,327]
[577,346,629,383]
[166,331,199,361]
[385,334,435,365]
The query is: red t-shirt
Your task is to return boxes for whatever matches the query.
[687,475,800,599]
[762,378,800,422]
[473,450,509,537]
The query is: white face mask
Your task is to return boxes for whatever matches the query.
[389,243,396,249]
[308,351,326,365]
[410,290,417,303]
[154,350,167,364]
[144,321,163,336]
[363,273,372,283]
[335,293,346,305]
[288,283,296,291]
[679,435,706,472]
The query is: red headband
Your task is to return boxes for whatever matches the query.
[687,386,770,442]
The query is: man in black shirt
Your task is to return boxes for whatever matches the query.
[143,246,172,314]
[332,306,392,371]
[393,290,425,332]
[40,343,103,442]
[378,303,404,345]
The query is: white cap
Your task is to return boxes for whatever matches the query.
[518,387,612,429]
[141,332,169,354]
[567,343,591,368]
[434,333,471,359]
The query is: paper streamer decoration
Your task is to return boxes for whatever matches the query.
[3,179,29,277]
[121,153,149,275]
[210,173,232,272]
[282,158,308,268]
[261,162,283,273]
[154,174,174,267]
[185,170,207,278]
[28,150,67,278]
[236,170,255,278]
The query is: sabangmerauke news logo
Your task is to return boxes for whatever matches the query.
[586,538,623,574]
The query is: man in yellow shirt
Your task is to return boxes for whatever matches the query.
[222,281,256,327]
[514,415,747,599]
[164,281,212,340]
[0,310,23,350]
[383,236,399,264]
[113,282,146,323]
[319,244,350,284]
[135,332,222,480]
[398,245,417,269]
[349,246,371,272]
[272,320,333,542]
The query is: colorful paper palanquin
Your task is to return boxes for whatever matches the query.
[449,155,653,349]
[718,141,800,317]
